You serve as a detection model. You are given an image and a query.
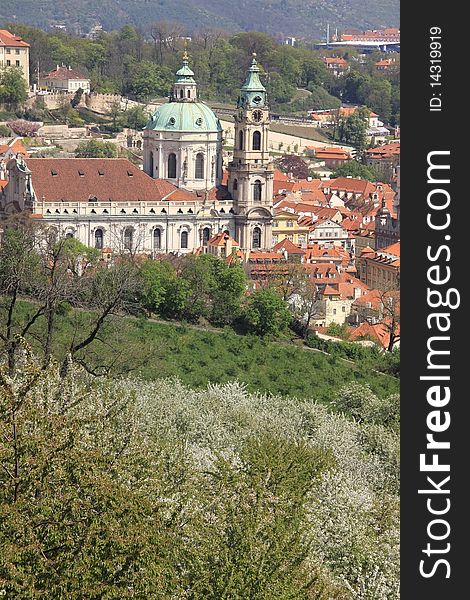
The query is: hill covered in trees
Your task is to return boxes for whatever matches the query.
[4,0,399,39]
[7,24,400,124]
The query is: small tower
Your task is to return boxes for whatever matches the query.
[171,49,198,102]
[228,54,274,251]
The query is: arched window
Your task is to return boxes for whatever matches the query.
[181,230,188,249]
[65,231,74,239]
[124,227,133,251]
[253,179,262,202]
[94,228,103,249]
[233,178,238,191]
[253,227,262,249]
[195,153,204,180]
[179,89,183,98]
[202,227,211,246]
[153,228,161,250]
[253,131,261,151]
[187,89,191,98]
[168,153,177,178]
[149,151,154,176]
[239,130,244,150]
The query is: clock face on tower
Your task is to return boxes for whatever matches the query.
[252,109,263,123]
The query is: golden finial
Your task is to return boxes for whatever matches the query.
[183,38,189,61]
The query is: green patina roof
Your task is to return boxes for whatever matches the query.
[175,59,196,83]
[240,54,266,92]
[145,101,222,133]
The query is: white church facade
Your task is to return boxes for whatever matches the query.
[1,54,274,254]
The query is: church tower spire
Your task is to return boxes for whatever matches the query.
[228,54,274,251]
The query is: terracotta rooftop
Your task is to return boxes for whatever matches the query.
[272,238,305,254]
[365,142,400,160]
[42,65,89,81]
[0,29,30,47]
[23,158,190,203]
[207,232,239,247]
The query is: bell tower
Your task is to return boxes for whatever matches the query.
[228,54,274,251]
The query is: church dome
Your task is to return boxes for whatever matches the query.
[145,101,222,133]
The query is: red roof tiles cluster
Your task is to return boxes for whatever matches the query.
[0,29,30,47]
[24,158,178,203]
[365,142,401,160]
[42,65,89,81]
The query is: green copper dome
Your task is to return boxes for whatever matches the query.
[145,101,222,133]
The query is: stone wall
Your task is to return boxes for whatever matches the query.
[26,91,159,117]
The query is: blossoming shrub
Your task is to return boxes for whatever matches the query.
[1,352,399,598]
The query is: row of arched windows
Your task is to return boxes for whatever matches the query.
[238,130,261,151]
[167,152,205,180]
[95,227,212,251]
[70,226,261,251]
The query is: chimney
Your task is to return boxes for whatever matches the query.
[225,235,232,257]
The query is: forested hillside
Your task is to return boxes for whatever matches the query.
[6,24,400,123]
[4,0,399,38]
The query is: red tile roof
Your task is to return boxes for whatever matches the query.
[379,242,400,258]
[349,321,399,349]
[314,147,351,160]
[43,65,89,81]
[208,232,239,247]
[0,138,29,158]
[24,158,184,203]
[323,177,376,195]
[352,289,400,312]
[321,57,348,66]
[0,29,30,47]
[272,238,305,254]
[365,142,400,160]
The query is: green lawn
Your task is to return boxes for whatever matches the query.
[6,300,399,403]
